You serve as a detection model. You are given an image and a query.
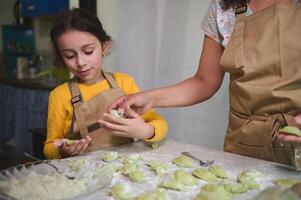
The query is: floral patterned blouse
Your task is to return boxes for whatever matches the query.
[201,0,300,47]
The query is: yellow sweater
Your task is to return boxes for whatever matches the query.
[44,72,168,159]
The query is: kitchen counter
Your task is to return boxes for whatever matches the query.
[1,140,300,200]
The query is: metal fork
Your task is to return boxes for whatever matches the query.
[181,151,214,167]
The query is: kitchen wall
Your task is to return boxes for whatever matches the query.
[0,0,229,150]
[97,0,230,150]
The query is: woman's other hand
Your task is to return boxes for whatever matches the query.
[54,136,91,158]
[109,92,153,115]
[278,115,301,143]
[98,108,154,140]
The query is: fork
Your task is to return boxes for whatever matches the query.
[181,151,215,167]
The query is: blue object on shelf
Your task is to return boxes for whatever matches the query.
[2,25,35,79]
[21,0,69,17]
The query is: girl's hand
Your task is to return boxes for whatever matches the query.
[98,108,154,140]
[278,115,301,143]
[54,136,91,158]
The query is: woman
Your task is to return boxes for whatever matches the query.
[100,0,301,166]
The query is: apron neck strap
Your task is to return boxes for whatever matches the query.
[67,77,88,137]
[68,77,83,106]
[102,71,119,89]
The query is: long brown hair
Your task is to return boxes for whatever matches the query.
[221,0,251,10]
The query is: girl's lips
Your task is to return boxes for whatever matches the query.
[78,68,92,75]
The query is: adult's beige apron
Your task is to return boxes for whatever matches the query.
[67,71,133,152]
[220,3,301,167]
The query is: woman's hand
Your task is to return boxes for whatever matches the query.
[278,115,301,143]
[98,108,155,140]
[54,135,91,158]
[109,92,153,115]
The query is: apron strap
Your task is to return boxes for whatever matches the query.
[103,71,119,89]
[234,4,247,69]
[68,77,89,138]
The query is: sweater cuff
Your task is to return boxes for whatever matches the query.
[144,121,165,142]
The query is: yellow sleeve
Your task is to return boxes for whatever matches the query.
[142,110,168,142]
[114,73,168,142]
[43,85,70,159]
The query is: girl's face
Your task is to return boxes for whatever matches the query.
[57,29,108,84]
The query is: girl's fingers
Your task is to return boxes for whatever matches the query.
[65,141,80,155]
[103,113,128,125]
[80,136,92,153]
[71,140,85,155]
[125,107,140,119]
[77,140,89,154]
[98,119,128,135]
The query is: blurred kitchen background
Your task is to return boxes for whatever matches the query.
[0,0,229,168]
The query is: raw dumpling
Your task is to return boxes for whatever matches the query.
[223,182,249,194]
[237,170,261,190]
[129,171,145,183]
[192,168,219,182]
[102,151,119,162]
[196,183,233,200]
[147,161,168,177]
[208,166,228,179]
[237,169,262,183]
[65,139,76,145]
[111,184,132,200]
[159,180,186,191]
[172,155,194,168]
[279,126,301,136]
[172,169,198,186]
[123,154,141,164]
[121,163,138,175]
[273,178,301,188]
[110,109,125,118]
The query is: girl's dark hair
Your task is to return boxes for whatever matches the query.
[50,8,111,66]
[221,0,250,10]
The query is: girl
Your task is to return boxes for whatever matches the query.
[43,8,168,159]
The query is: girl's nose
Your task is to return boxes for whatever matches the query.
[76,55,87,67]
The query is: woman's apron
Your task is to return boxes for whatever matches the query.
[220,3,301,167]
[67,71,133,152]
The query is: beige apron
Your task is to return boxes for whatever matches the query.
[68,71,133,152]
[220,3,301,167]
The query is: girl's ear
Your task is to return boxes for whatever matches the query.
[102,41,110,56]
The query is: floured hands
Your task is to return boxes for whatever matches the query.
[98,107,154,140]
[278,115,301,143]
[54,135,91,158]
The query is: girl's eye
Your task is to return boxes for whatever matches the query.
[85,50,94,55]
[64,55,74,60]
